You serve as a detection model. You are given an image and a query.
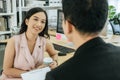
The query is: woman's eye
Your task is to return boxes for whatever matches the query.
[34,19,38,21]
[41,21,46,24]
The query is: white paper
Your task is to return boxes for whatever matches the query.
[21,67,51,80]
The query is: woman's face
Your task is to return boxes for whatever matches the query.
[25,12,46,35]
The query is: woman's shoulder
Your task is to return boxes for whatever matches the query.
[8,34,23,43]
[7,36,15,45]
[13,33,25,40]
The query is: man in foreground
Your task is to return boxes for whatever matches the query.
[45,0,120,80]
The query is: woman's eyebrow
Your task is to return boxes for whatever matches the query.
[33,16,46,21]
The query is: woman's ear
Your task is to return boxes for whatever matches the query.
[25,19,28,25]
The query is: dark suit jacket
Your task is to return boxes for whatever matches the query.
[45,37,120,80]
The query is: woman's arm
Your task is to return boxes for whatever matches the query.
[46,39,58,69]
[3,37,27,78]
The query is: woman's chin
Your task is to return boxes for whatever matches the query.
[32,31,39,35]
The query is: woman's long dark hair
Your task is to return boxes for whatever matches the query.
[19,7,50,38]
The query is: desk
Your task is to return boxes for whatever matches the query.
[100,35,120,46]
[48,34,120,65]
[48,29,120,46]
[0,33,120,65]
[44,35,74,65]
[44,52,73,65]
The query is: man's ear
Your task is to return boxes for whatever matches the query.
[65,20,73,34]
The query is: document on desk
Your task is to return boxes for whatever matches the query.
[21,67,51,80]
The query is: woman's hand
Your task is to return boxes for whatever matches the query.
[49,60,58,69]
[36,64,47,69]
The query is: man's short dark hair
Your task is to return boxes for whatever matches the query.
[62,0,108,34]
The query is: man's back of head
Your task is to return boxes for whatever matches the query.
[62,0,108,34]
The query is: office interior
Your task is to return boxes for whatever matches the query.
[0,0,120,72]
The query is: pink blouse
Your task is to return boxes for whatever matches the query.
[0,33,46,80]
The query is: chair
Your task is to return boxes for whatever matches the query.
[0,42,7,75]
[109,18,120,35]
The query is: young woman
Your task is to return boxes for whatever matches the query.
[0,7,58,80]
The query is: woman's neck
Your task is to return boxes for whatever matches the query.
[25,32,37,42]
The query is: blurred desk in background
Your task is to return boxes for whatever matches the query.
[48,34,120,65]
[48,29,120,65]
[100,35,120,46]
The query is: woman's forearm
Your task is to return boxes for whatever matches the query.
[3,68,27,78]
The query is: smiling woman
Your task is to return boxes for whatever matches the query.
[25,12,46,36]
[0,7,58,80]
[19,7,49,39]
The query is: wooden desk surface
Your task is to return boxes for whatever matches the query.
[44,52,73,65]
[49,29,120,47]
[49,35,75,65]
[49,33,120,65]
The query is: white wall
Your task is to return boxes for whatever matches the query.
[108,0,120,13]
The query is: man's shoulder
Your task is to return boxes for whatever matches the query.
[104,43,120,52]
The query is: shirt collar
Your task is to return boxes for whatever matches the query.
[74,37,105,57]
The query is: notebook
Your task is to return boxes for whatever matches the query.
[21,67,51,80]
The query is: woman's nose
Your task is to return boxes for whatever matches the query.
[36,21,42,26]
